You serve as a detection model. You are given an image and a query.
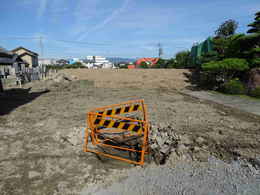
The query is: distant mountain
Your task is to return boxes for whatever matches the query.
[107,57,136,64]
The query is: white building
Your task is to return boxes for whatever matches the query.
[86,56,114,69]
[39,58,57,66]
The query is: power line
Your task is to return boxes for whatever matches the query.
[52,39,111,46]
[0,36,111,46]
[0,36,40,40]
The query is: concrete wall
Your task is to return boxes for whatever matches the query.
[21,55,33,68]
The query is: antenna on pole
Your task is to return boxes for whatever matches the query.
[158,43,163,58]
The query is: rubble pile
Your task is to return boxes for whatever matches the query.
[52,73,74,83]
[45,73,77,84]
[56,127,84,152]
[149,123,180,164]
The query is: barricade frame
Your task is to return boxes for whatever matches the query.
[84,99,149,165]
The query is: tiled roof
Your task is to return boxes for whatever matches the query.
[135,58,159,66]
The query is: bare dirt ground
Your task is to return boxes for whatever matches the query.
[61,69,190,89]
[0,69,260,194]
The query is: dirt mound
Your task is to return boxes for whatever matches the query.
[48,73,77,83]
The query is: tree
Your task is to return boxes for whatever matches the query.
[215,19,238,38]
[199,51,220,65]
[65,62,85,69]
[139,61,149,69]
[213,34,246,59]
[154,58,167,68]
[175,51,191,68]
[165,58,177,68]
[243,11,260,67]
[247,11,260,34]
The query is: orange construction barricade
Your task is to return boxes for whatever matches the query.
[84,99,149,165]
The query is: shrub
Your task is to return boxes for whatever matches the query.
[250,87,260,98]
[202,58,249,86]
[223,79,245,94]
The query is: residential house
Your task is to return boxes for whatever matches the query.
[0,47,28,91]
[135,58,159,68]
[12,47,39,68]
[0,47,26,76]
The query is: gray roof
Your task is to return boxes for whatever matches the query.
[0,47,27,65]
[12,46,38,56]
[0,47,14,58]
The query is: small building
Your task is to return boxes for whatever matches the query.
[85,56,114,68]
[56,59,69,66]
[127,65,136,69]
[12,47,39,68]
[39,58,57,66]
[68,58,81,65]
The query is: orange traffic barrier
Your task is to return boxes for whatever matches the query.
[84,99,149,165]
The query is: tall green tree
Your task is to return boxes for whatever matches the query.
[247,11,260,34]
[245,11,260,67]
[215,19,238,38]
[175,50,191,68]
[213,34,246,59]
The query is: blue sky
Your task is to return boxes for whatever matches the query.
[0,0,259,59]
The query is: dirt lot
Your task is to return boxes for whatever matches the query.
[0,69,260,194]
[61,69,190,89]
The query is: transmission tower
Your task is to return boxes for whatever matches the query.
[39,36,44,57]
[158,43,163,58]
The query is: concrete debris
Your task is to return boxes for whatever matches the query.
[149,123,180,164]
[196,136,205,145]
[46,73,77,84]
[56,127,84,152]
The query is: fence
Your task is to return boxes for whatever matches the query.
[1,65,58,87]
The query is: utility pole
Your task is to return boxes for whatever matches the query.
[158,43,163,58]
[39,36,44,57]
[39,36,44,79]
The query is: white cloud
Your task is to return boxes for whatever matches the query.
[76,0,132,41]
